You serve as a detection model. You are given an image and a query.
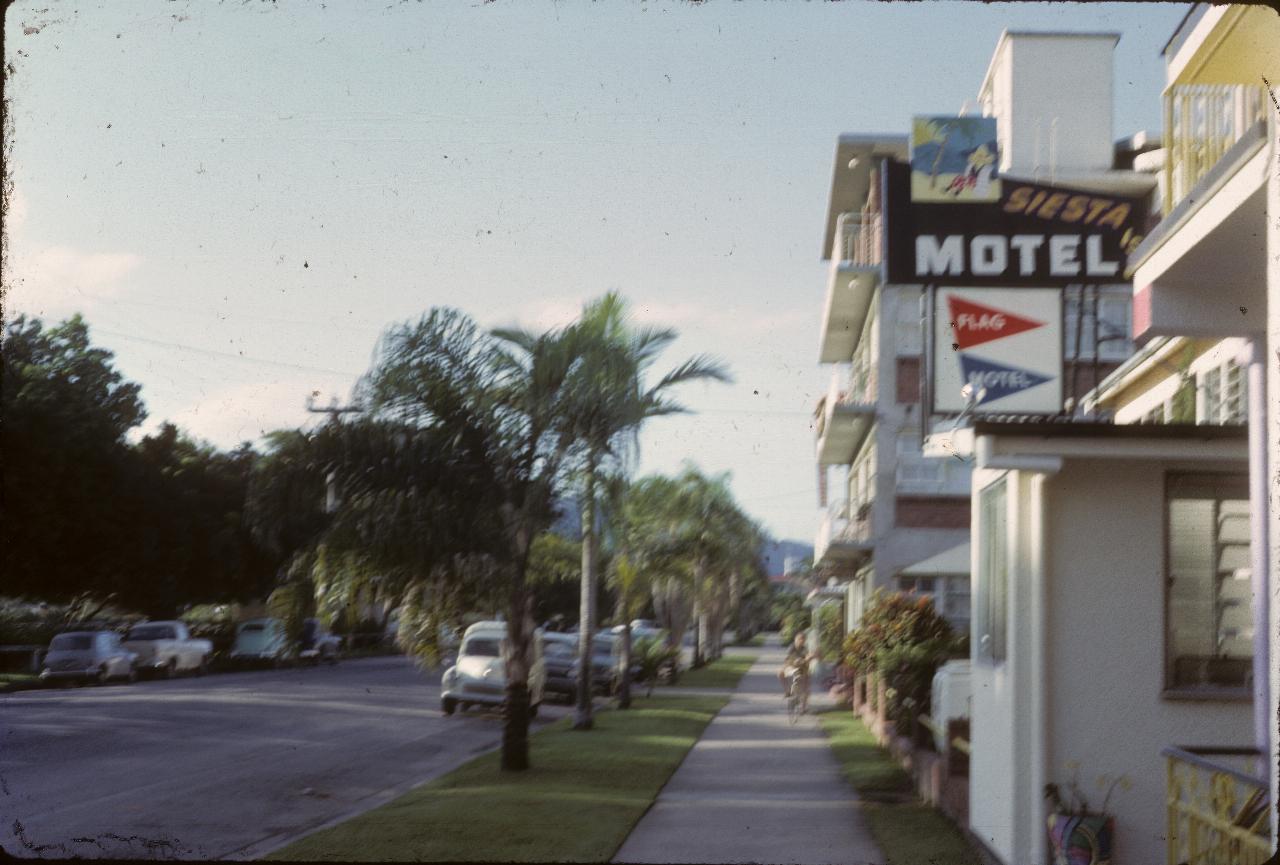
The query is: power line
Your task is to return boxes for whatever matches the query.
[91,327,364,378]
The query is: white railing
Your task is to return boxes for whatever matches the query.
[833,212,883,267]
[827,497,873,546]
[1164,83,1267,213]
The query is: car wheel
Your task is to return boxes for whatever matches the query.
[197,656,210,676]
[126,665,139,685]
[94,666,108,686]
[161,659,176,680]
[442,698,457,716]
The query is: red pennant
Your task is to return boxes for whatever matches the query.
[947,295,1046,350]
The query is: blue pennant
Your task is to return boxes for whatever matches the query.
[958,354,1053,404]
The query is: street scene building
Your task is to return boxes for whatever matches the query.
[4,4,1277,864]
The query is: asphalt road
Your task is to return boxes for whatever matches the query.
[0,656,573,860]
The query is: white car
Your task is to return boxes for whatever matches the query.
[122,621,213,678]
[440,622,545,716]
[40,631,139,685]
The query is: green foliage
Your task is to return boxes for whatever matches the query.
[770,590,805,630]
[841,591,965,734]
[816,603,845,662]
[3,315,278,614]
[632,636,681,694]
[781,609,810,644]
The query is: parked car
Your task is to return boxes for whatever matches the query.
[122,621,213,678]
[40,631,138,685]
[588,632,641,696]
[229,618,294,667]
[299,618,341,664]
[440,621,545,716]
[541,631,578,702]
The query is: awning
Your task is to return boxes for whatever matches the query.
[899,542,971,577]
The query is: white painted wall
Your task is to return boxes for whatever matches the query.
[970,459,1254,864]
[1266,97,1280,848]
[984,34,1118,179]
[1044,460,1252,860]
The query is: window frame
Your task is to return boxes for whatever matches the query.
[976,478,1008,664]
[1162,471,1252,698]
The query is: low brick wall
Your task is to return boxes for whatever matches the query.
[850,672,970,827]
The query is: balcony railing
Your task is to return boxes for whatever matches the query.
[1164,83,1268,214]
[827,497,873,546]
[833,212,883,267]
[1163,745,1271,865]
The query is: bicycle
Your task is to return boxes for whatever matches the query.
[785,667,808,725]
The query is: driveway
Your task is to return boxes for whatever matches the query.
[0,656,571,859]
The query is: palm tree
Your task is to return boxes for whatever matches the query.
[547,293,730,730]
[248,307,594,772]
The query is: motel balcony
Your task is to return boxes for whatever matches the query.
[814,365,875,466]
[1163,745,1270,865]
[814,497,873,568]
[818,211,882,363]
[1128,5,1277,341]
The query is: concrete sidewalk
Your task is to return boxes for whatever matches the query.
[613,642,885,865]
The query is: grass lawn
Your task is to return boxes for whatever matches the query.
[674,653,755,689]
[267,693,727,862]
[0,673,40,690]
[819,709,984,865]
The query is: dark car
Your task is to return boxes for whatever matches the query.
[542,632,578,702]
[299,618,341,664]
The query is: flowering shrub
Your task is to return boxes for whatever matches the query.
[842,590,966,733]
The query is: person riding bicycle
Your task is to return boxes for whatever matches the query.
[779,632,817,713]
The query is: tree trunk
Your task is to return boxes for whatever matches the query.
[618,621,633,709]
[691,601,704,669]
[574,458,598,731]
[501,581,533,771]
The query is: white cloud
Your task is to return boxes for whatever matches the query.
[136,374,357,451]
[7,243,144,321]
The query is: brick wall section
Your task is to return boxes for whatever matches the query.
[896,356,921,404]
[895,496,971,529]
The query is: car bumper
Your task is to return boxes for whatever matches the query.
[442,681,508,706]
[39,669,96,681]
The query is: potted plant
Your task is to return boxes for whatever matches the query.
[1043,764,1129,865]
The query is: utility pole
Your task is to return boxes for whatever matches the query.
[305,394,362,513]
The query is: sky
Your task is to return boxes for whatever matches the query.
[4,0,1189,544]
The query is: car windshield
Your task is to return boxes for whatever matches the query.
[462,637,501,658]
[240,623,266,632]
[126,625,175,641]
[50,634,93,651]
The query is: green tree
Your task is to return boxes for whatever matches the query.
[2,315,147,603]
[250,307,596,771]
[539,293,729,729]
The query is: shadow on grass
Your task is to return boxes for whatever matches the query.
[267,693,728,863]
[818,709,984,865]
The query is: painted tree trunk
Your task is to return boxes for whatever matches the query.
[618,621,632,709]
[501,582,532,771]
[574,461,598,731]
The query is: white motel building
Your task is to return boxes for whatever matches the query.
[815,11,1279,865]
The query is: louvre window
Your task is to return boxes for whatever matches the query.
[1166,473,1252,691]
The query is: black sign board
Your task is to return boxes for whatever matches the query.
[883,159,1149,286]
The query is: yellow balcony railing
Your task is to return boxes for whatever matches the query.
[1163,745,1271,865]
[1163,83,1267,215]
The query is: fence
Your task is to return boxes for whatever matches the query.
[1163,745,1271,865]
